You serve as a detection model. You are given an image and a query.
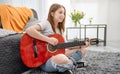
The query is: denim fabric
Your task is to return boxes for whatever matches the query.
[69,50,83,63]
[40,50,82,72]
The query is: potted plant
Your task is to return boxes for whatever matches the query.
[70,10,84,27]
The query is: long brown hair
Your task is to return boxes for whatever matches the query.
[47,3,66,34]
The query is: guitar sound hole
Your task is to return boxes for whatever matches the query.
[47,44,57,53]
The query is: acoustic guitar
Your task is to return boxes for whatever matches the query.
[20,33,86,68]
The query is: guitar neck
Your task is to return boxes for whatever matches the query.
[56,41,85,49]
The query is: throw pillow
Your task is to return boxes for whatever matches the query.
[23,17,40,31]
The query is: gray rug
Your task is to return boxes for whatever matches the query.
[76,50,120,74]
[23,50,120,74]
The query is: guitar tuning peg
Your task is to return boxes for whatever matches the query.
[90,38,99,45]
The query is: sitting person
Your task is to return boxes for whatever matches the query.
[25,3,89,74]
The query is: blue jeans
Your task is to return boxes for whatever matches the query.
[40,50,82,72]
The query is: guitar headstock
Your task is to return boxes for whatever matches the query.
[90,38,99,45]
[84,37,99,45]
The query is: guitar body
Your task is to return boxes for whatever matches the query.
[20,34,65,68]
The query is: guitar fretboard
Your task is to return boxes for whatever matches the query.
[55,41,85,49]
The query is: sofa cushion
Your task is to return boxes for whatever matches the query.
[23,17,40,31]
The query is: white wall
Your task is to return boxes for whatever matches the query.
[70,0,109,24]
[107,0,120,42]
[71,0,120,42]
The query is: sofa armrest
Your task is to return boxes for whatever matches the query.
[31,9,38,19]
[0,17,2,28]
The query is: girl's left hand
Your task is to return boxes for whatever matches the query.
[81,38,90,48]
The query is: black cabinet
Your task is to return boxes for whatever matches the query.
[66,24,107,46]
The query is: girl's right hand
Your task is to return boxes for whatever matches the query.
[48,37,58,46]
